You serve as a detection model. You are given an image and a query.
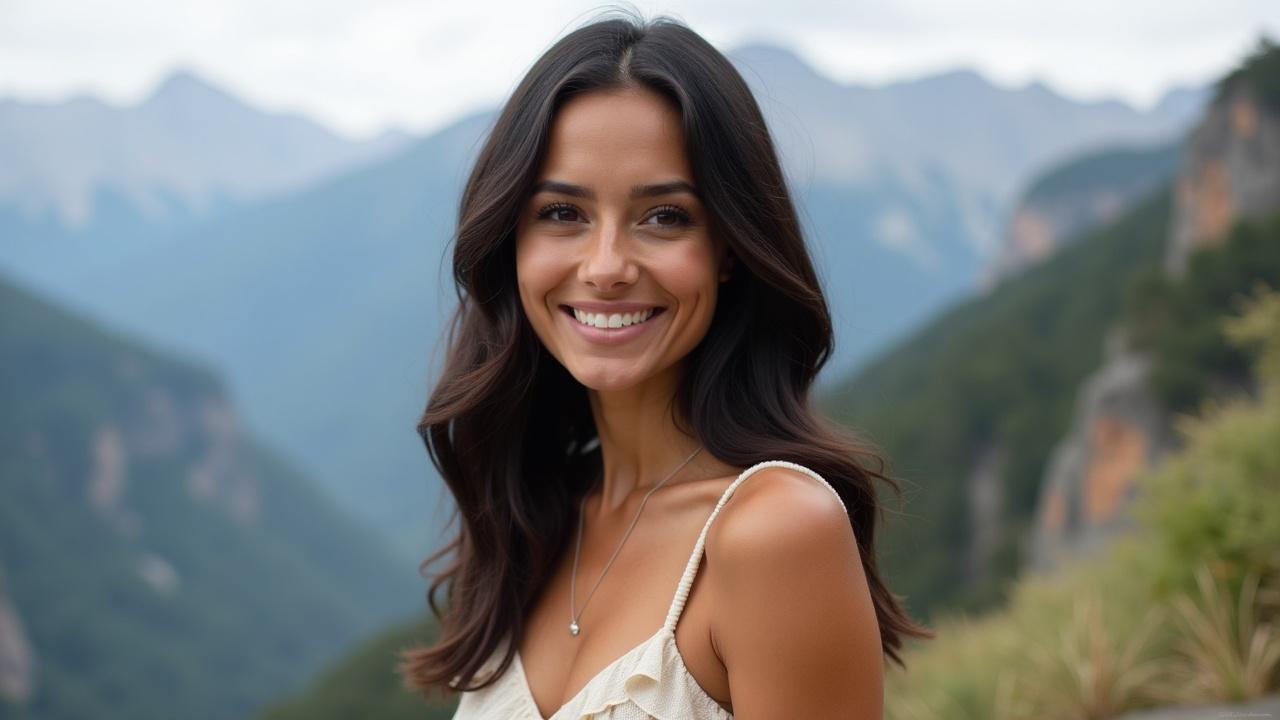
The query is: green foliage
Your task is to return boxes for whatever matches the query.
[1215,35,1280,112]
[1224,280,1280,389]
[1124,212,1280,412]
[1133,284,1280,599]
[822,187,1173,620]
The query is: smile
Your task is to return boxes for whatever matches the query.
[567,306,662,328]
[558,304,667,345]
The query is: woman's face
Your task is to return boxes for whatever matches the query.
[515,86,729,392]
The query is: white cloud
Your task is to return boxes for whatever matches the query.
[1,0,1276,139]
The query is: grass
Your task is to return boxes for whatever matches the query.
[1018,591,1167,719]
[1152,559,1280,704]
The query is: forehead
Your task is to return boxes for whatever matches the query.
[538,86,692,185]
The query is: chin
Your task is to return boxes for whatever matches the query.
[566,362,649,392]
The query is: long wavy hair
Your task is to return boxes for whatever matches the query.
[399,9,934,698]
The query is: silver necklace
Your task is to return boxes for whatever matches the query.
[568,445,703,636]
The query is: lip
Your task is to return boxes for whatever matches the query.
[560,301,665,313]
[558,304,666,346]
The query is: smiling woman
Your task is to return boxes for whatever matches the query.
[398,8,933,719]
[516,86,726,391]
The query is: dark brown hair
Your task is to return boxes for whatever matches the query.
[398,8,934,698]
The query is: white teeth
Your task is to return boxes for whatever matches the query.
[570,307,656,329]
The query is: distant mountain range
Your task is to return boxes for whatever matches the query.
[727,42,1207,377]
[0,69,410,231]
[0,45,1210,561]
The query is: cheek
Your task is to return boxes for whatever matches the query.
[515,238,560,314]
[663,243,721,304]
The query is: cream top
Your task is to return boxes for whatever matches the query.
[450,460,846,720]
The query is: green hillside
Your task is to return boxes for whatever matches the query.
[0,273,422,720]
[821,186,1174,619]
[259,616,456,720]
[1126,211,1280,412]
[1022,141,1179,202]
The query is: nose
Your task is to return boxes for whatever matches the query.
[577,222,639,291]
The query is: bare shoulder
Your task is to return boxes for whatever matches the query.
[707,464,853,567]
[705,463,884,719]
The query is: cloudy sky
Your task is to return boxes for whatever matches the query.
[2,0,1277,140]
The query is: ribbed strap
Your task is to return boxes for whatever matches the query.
[661,460,845,632]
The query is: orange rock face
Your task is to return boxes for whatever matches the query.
[1040,485,1066,534]
[1178,157,1237,252]
[1083,415,1149,525]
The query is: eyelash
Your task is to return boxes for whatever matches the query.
[534,202,694,228]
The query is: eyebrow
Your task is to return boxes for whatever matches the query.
[530,179,701,200]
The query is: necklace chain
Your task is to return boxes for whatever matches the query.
[568,445,703,636]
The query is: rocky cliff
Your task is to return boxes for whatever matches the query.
[1028,43,1280,574]
[982,143,1181,290]
[1166,73,1280,275]
[1028,328,1176,573]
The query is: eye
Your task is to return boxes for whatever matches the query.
[535,202,583,223]
[642,204,694,228]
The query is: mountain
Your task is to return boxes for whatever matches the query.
[980,141,1183,289]
[0,271,423,720]
[726,43,1206,379]
[0,44,1212,563]
[1167,39,1280,275]
[875,45,1280,713]
[1030,36,1280,574]
[1,107,497,559]
[0,68,411,231]
[819,36,1280,619]
[821,185,1174,617]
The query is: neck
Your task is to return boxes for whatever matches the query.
[586,364,703,514]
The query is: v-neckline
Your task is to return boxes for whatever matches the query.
[513,624,669,720]
[502,462,816,719]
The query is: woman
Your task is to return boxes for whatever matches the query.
[399,10,933,719]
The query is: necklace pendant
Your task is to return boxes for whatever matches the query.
[569,621,580,636]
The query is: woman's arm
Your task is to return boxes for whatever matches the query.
[707,466,884,719]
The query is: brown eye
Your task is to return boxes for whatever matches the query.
[536,202,582,223]
[643,204,694,228]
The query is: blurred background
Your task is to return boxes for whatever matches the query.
[2,1,1280,718]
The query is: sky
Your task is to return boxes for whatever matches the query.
[1,0,1277,140]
